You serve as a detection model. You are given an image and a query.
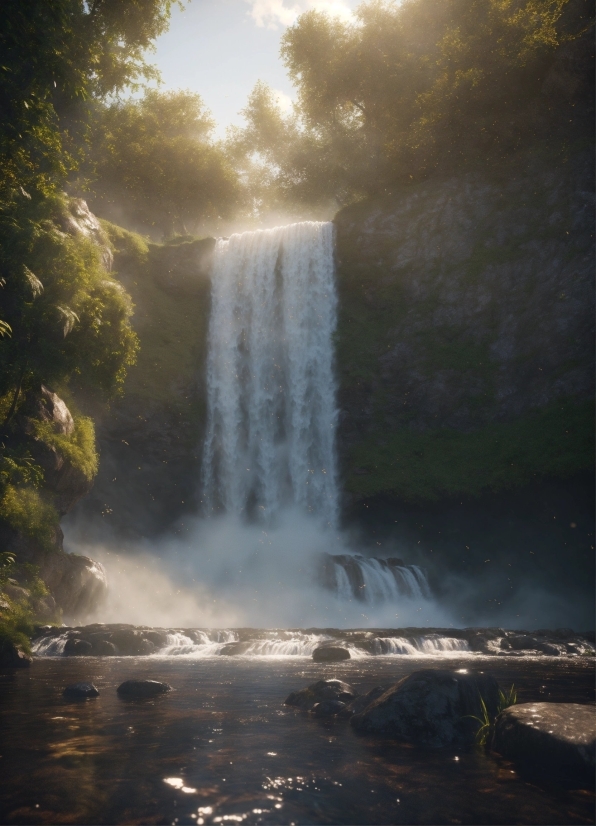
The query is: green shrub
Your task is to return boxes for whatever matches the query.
[33,415,98,481]
[0,485,58,551]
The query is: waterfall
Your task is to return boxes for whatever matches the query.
[322,553,431,603]
[201,221,338,526]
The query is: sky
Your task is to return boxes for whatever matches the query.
[152,0,359,135]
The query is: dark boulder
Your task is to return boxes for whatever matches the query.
[0,638,31,668]
[219,641,251,656]
[63,682,99,699]
[312,700,347,717]
[110,629,153,655]
[340,686,388,718]
[312,646,350,662]
[508,635,539,651]
[117,679,172,698]
[64,638,92,656]
[92,638,117,656]
[351,669,500,748]
[492,702,595,787]
[285,679,357,711]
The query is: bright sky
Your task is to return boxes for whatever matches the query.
[152,0,359,135]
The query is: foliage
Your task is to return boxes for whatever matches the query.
[34,415,99,482]
[231,0,594,211]
[347,400,594,501]
[469,685,517,746]
[0,0,182,199]
[0,193,139,409]
[85,90,241,237]
[0,485,58,552]
[0,552,16,588]
[0,600,36,656]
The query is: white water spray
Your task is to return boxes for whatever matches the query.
[202,222,338,526]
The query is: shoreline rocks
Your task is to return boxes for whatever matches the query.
[492,702,596,787]
[350,669,500,748]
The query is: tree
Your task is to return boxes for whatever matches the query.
[231,0,594,212]
[86,90,241,237]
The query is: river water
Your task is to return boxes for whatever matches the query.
[1,655,593,825]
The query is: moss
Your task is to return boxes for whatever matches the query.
[100,219,149,261]
[0,602,35,655]
[0,485,58,551]
[346,398,594,501]
[33,415,98,481]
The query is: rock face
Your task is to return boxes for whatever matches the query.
[351,669,500,748]
[492,702,596,787]
[117,680,171,698]
[312,646,351,662]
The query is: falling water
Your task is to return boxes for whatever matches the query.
[201,222,338,526]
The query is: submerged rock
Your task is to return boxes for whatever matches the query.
[117,680,172,698]
[63,682,99,699]
[351,669,500,748]
[285,679,357,711]
[312,646,351,662]
[340,686,388,718]
[91,639,117,656]
[492,702,596,787]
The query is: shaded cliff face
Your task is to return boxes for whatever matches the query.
[334,147,594,503]
[69,231,214,540]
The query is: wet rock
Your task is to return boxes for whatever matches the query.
[285,679,357,711]
[312,700,347,717]
[341,686,388,718]
[219,642,251,656]
[535,642,561,656]
[492,702,596,787]
[312,646,351,662]
[110,629,151,655]
[351,669,500,748]
[92,639,117,656]
[117,680,172,698]
[0,638,31,668]
[508,635,539,651]
[63,682,99,699]
[64,638,92,656]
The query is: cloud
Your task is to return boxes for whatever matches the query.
[246,0,354,30]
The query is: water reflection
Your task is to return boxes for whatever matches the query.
[0,656,593,825]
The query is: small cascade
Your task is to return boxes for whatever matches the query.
[370,636,470,656]
[202,221,338,526]
[321,554,431,603]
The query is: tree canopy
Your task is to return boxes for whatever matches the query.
[230,0,594,213]
[85,90,241,237]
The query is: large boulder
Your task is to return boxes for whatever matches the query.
[312,646,351,662]
[38,553,107,620]
[492,702,595,787]
[351,669,500,748]
[285,679,357,711]
[117,680,171,698]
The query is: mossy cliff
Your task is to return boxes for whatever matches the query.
[70,226,214,539]
[334,145,594,504]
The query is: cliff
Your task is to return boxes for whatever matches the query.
[334,145,594,504]
[69,227,214,540]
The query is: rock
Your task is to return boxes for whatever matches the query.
[341,686,388,718]
[285,679,357,711]
[91,639,117,656]
[63,682,99,699]
[0,638,31,668]
[105,628,149,656]
[17,385,75,437]
[351,669,500,748]
[312,646,351,662]
[57,198,113,270]
[535,642,561,656]
[312,700,347,717]
[64,638,92,656]
[508,635,539,651]
[492,702,596,787]
[117,679,172,698]
[219,641,251,656]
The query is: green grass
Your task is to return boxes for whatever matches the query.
[346,398,594,501]
[34,415,98,481]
